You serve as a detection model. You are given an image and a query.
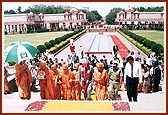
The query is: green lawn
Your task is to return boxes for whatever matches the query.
[4,31,72,49]
[130,30,164,46]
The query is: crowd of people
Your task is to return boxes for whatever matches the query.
[4,48,164,102]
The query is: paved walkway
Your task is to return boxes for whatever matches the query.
[55,32,147,64]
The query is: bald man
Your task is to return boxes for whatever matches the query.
[51,64,61,100]
[36,61,54,99]
[59,64,74,100]
[93,63,109,101]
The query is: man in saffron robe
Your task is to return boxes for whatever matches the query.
[72,63,81,100]
[93,63,109,101]
[59,64,73,100]
[51,64,61,100]
[15,61,32,99]
[4,67,10,94]
[36,61,55,99]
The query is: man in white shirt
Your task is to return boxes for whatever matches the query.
[124,56,142,102]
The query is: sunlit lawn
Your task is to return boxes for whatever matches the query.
[130,30,164,46]
[4,31,72,49]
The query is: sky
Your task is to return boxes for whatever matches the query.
[2,2,165,17]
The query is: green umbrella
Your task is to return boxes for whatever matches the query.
[4,41,39,63]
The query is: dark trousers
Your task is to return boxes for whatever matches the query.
[126,76,139,102]
[153,77,160,92]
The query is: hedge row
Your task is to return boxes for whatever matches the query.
[36,28,85,53]
[119,28,164,54]
[118,30,153,56]
[49,29,86,54]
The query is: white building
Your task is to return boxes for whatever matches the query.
[4,8,88,34]
[115,6,164,29]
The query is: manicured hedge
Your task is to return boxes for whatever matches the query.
[49,29,86,54]
[36,29,86,54]
[119,28,164,54]
[37,28,49,33]
[44,42,52,49]
[118,30,153,56]
[37,45,47,53]
[158,47,164,54]
[151,43,163,54]
[49,39,56,47]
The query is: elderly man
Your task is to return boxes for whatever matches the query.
[124,56,142,102]
[93,63,109,101]
[78,58,94,100]
[108,63,123,100]
[36,61,54,99]
[59,64,74,100]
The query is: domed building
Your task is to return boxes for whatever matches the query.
[4,8,88,34]
[115,6,164,29]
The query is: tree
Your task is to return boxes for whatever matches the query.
[105,8,123,25]
[17,6,22,13]
[8,10,17,14]
[19,4,103,24]
[4,10,9,14]
[135,6,164,12]
[90,10,102,21]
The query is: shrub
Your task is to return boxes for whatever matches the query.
[141,37,147,43]
[117,30,152,56]
[151,43,163,54]
[158,47,164,54]
[64,28,68,31]
[51,28,54,31]
[143,26,146,30]
[55,37,62,44]
[44,42,52,49]
[138,36,145,44]
[49,29,86,54]
[57,28,61,31]
[4,31,7,35]
[142,39,150,48]
[49,39,56,47]
[27,30,31,33]
[30,30,34,33]
[148,41,156,49]
[37,45,47,53]
[71,28,74,31]
[37,28,49,33]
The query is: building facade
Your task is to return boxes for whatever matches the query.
[115,7,164,29]
[4,8,88,34]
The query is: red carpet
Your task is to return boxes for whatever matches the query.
[110,35,129,58]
